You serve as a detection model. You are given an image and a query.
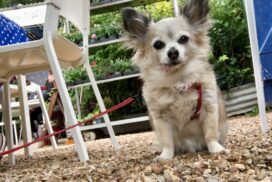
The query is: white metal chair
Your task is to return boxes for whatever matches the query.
[244,0,269,133]
[0,84,24,146]
[0,83,57,146]
[24,81,58,148]
[0,121,18,145]
[0,78,58,158]
[0,0,99,164]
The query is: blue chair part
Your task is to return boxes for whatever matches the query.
[0,14,28,46]
[254,0,272,105]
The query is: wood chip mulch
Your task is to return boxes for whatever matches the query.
[0,113,272,182]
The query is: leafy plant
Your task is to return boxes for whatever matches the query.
[209,0,254,90]
[90,24,122,41]
[90,25,104,40]
[91,12,121,26]
[105,25,122,38]
[90,43,132,63]
[111,58,134,74]
[63,32,83,45]
[63,66,88,85]
[79,87,97,117]
[144,1,173,21]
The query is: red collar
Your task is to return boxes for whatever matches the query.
[190,83,202,120]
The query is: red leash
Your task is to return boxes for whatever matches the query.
[190,83,202,120]
[0,97,135,157]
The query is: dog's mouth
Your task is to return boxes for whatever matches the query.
[161,63,180,72]
[161,64,173,72]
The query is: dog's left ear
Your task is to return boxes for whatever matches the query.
[181,0,211,29]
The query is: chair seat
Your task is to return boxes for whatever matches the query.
[0,35,83,79]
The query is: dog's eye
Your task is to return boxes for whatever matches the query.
[178,35,189,44]
[153,40,165,50]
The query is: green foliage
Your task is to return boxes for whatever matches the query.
[90,24,122,40]
[98,78,146,119]
[91,12,121,26]
[90,11,122,41]
[142,1,173,21]
[247,106,272,117]
[247,106,259,117]
[111,58,134,73]
[63,66,88,85]
[64,43,135,84]
[62,32,82,45]
[90,43,132,63]
[209,0,253,90]
[78,86,96,117]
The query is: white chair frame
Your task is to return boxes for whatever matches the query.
[244,0,269,133]
[0,80,57,147]
[0,0,118,164]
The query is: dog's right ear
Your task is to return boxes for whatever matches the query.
[122,8,151,47]
[181,0,211,30]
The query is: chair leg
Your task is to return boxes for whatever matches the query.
[19,121,22,144]
[64,110,72,140]
[0,123,3,133]
[44,33,89,161]
[18,75,33,157]
[3,82,15,164]
[75,88,82,119]
[36,86,58,149]
[12,121,18,145]
[244,0,269,133]
[85,63,120,150]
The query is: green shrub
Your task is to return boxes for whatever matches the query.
[143,1,174,20]
[63,66,88,84]
[110,58,134,73]
[91,12,121,26]
[209,0,253,90]
[90,24,122,40]
[62,32,83,45]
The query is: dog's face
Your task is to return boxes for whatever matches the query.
[147,18,193,72]
[122,0,211,73]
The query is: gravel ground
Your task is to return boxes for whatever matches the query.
[0,113,272,182]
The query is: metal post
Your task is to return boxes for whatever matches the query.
[172,0,180,17]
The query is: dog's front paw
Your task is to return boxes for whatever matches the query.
[207,140,229,154]
[153,148,174,162]
[172,83,192,93]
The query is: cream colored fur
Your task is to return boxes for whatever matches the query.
[122,1,228,161]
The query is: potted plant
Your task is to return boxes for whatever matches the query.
[63,32,83,45]
[106,25,122,39]
[63,67,89,86]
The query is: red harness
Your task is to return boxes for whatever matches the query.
[189,83,202,120]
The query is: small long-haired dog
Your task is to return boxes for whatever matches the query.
[121,0,228,161]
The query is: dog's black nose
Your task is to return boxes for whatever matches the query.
[167,47,179,61]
